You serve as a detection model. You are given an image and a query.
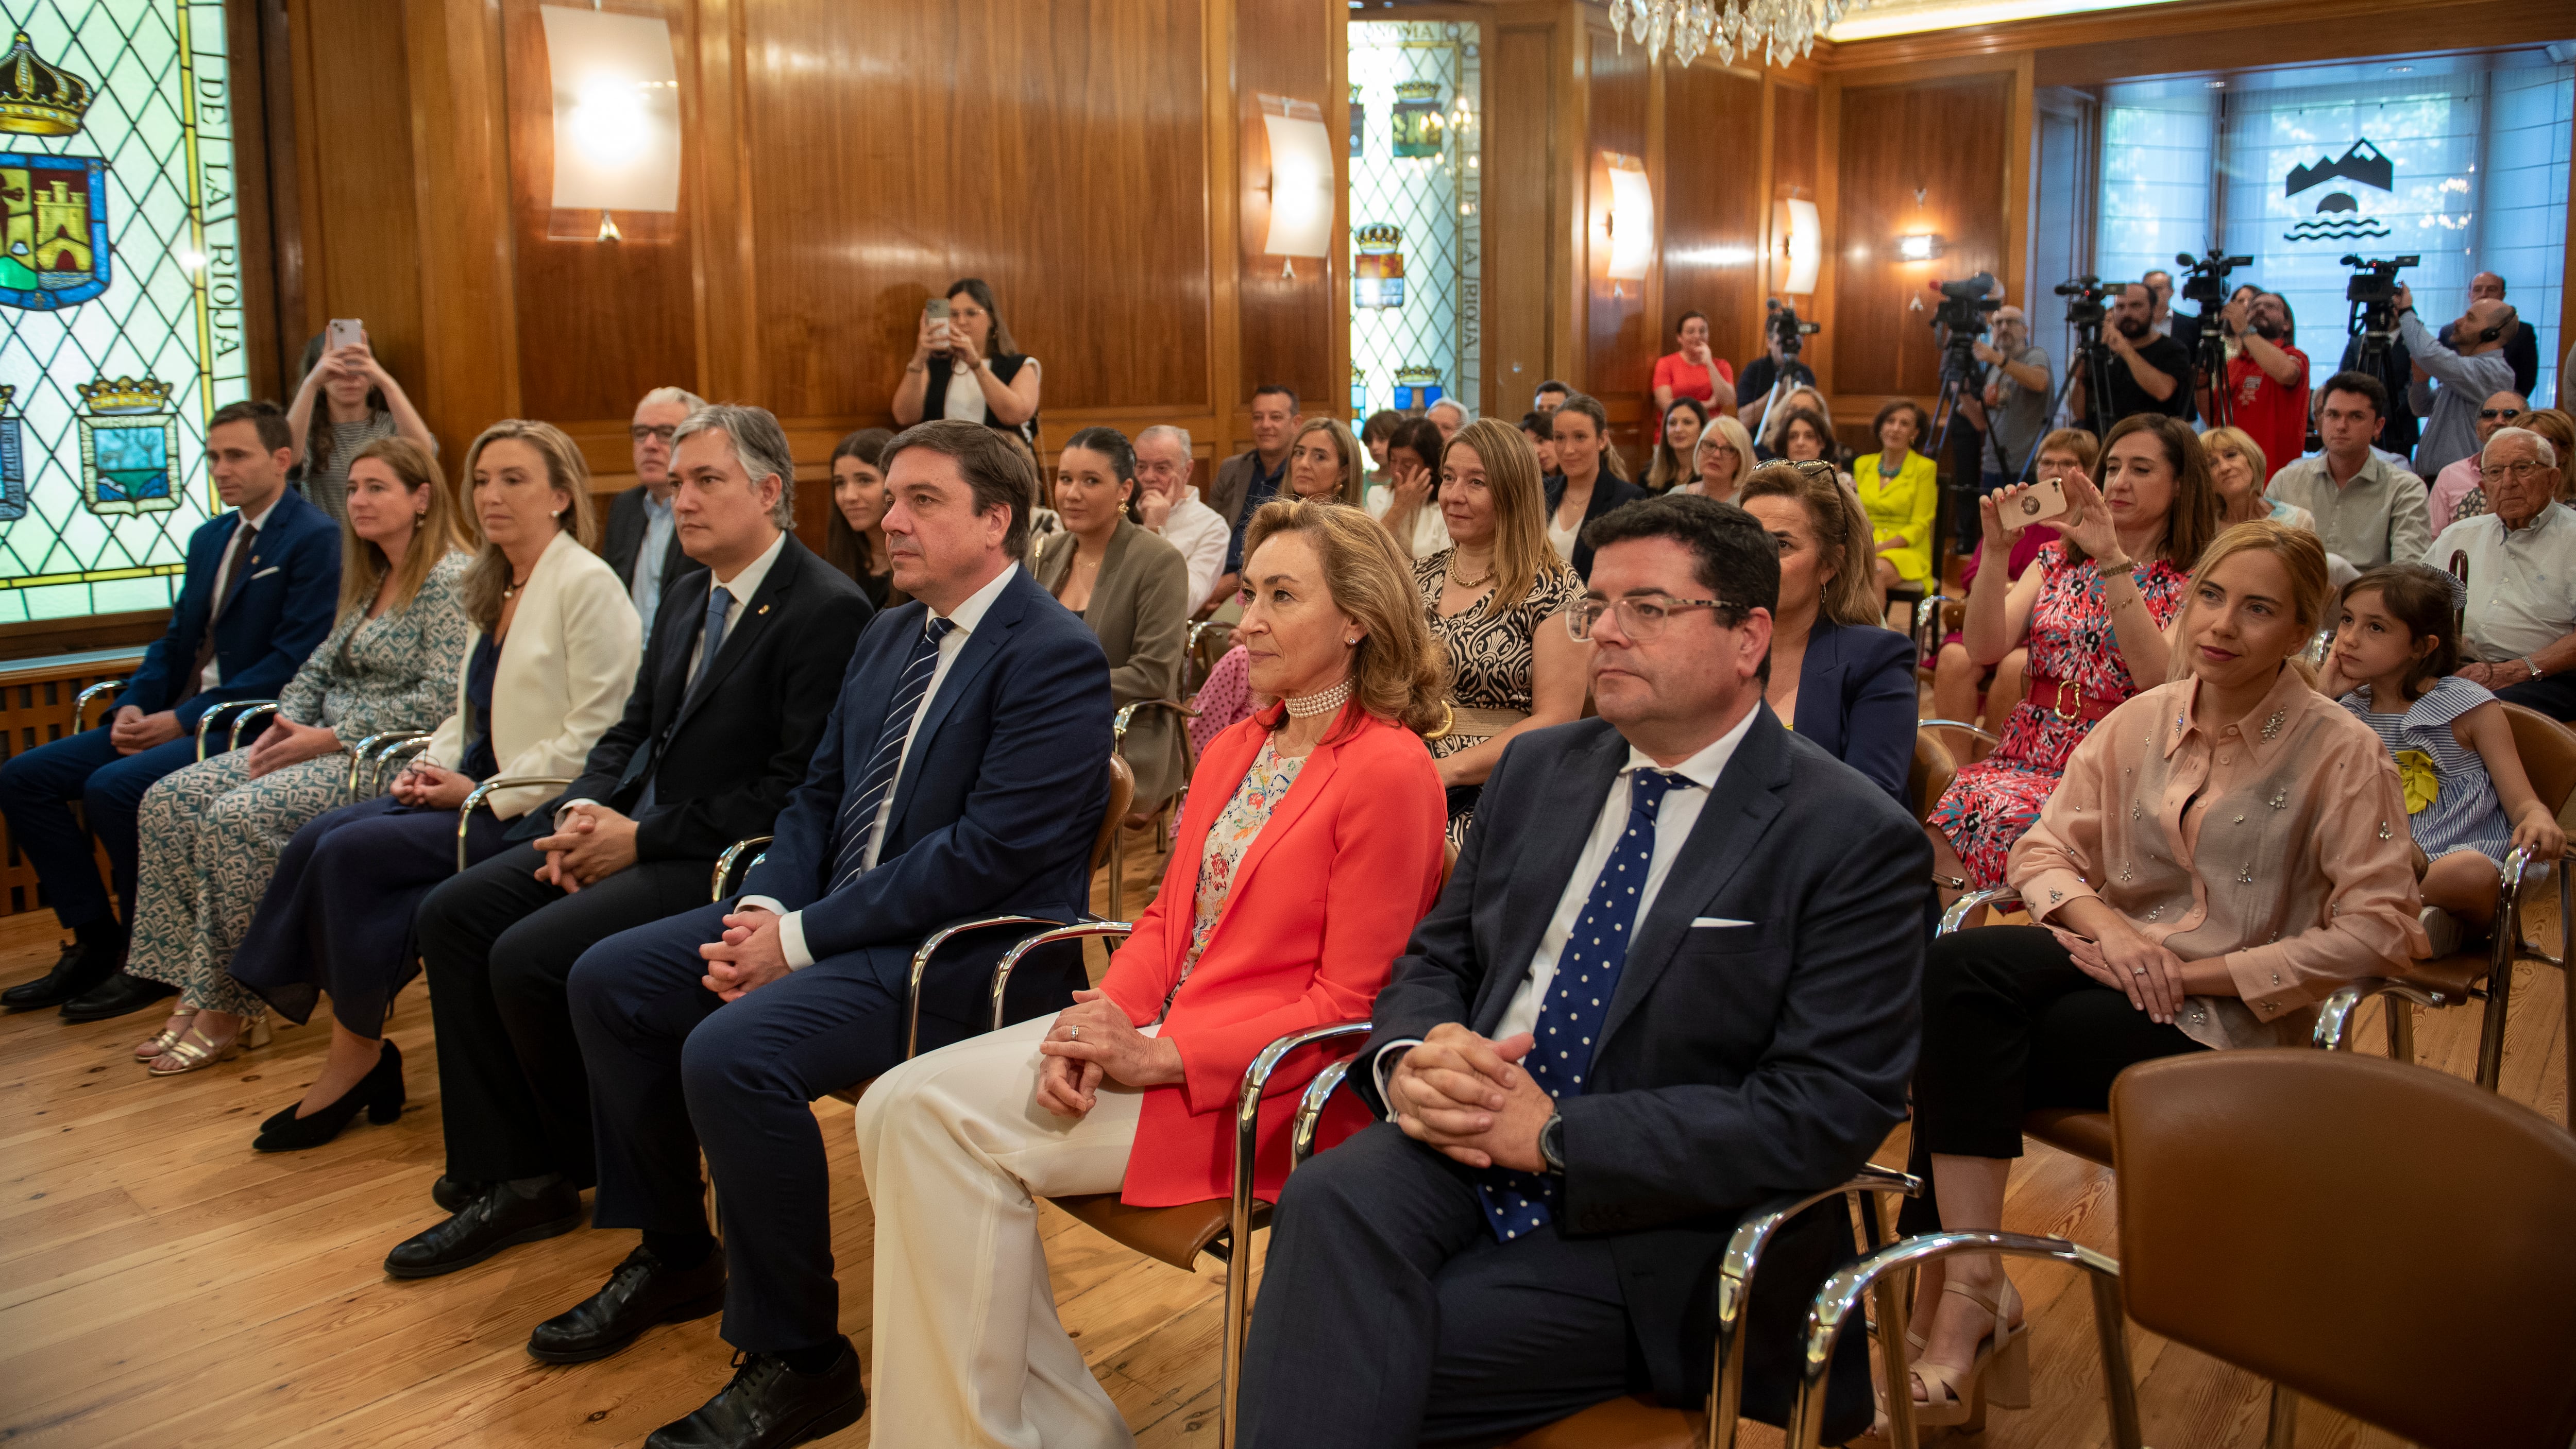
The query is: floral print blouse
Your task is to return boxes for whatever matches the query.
[1182,736,1307,984]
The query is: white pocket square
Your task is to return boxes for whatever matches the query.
[1691,917,1755,928]
[249,566,281,580]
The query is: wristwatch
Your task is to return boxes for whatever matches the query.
[1537,1111,1567,1175]
[2523,657,2546,681]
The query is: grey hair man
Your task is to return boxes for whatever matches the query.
[1134,423,1231,615]
[1426,397,1471,444]
[607,384,714,631]
[2428,427,2576,722]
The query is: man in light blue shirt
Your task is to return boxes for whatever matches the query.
[603,386,709,635]
[2397,283,2519,483]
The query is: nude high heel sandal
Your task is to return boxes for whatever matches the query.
[1907,1275,2029,1430]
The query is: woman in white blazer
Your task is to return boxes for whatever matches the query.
[231,420,642,1152]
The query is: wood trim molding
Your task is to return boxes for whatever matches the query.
[1815,0,2576,75]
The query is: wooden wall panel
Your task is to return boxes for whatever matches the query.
[1770,81,1817,205]
[290,2,424,417]
[500,0,700,429]
[1827,71,2011,403]
[1658,63,1764,389]
[403,0,520,461]
[1235,0,1335,414]
[740,0,1214,426]
[1488,17,1560,419]
[1581,20,1650,447]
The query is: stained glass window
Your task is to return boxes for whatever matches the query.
[1348,21,1480,425]
[0,0,246,624]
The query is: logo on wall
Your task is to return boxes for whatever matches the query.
[76,375,179,516]
[2282,139,2393,242]
[0,31,109,311]
[1354,223,1405,310]
[0,384,23,522]
[1393,366,1443,412]
[1391,80,1446,159]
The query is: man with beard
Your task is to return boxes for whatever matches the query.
[2205,291,2309,484]
[2398,282,2521,483]
[2069,282,2190,440]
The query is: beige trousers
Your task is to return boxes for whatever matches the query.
[855,1013,1144,1449]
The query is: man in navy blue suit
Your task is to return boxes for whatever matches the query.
[541,419,1112,1449]
[1,400,341,1018]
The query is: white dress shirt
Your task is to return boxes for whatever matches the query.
[201,491,285,690]
[631,488,679,635]
[684,528,787,681]
[748,561,1021,968]
[2429,503,2576,665]
[1374,704,1761,1100]
[1153,487,1231,612]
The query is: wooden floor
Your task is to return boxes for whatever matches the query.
[2,836,2564,1449]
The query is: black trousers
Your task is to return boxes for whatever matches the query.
[1902,925,2208,1232]
[2497,672,2576,723]
[417,841,713,1186]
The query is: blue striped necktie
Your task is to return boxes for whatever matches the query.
[1477,769,1683,1241]
[830,616,956,889]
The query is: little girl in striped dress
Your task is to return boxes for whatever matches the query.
[2320,563,2567,954]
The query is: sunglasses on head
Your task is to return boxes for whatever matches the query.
[2479,408,2522,421]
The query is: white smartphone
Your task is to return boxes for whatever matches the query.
[2014,475,2071,526]
[327,317,363,353]
[924,297,952,350]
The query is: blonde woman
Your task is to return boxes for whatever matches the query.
[856,499,1450,1447]
[125,437,473,1075]
[1682,414,1758,501]
[1285,416,1368,506]
[2201,424,2316,531]
[231,421,639,1148]
[1738,462,1917,799]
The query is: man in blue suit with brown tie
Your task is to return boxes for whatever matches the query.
[539,419,1112,1449]
[1,400,340,1018]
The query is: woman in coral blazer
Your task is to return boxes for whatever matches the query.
[856,500,1450,1446]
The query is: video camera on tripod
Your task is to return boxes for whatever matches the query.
[2052,275,2119,332]
[2174,250,2251,307]
[1765,297,1821,356]
[2176,250,2251,428]
[2341,252,2420,336]
[1929,272,2002,382]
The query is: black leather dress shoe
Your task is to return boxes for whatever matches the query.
[431,1175,485,1214]
[383,1178,582,1279]
[527,1243,726,1363]
[646,1339,865,1449]
[57,969,173,1023]
[2,940,119,1011]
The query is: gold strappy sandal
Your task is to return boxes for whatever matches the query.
[146,1017,272,1077]
[134,1011,195,1061]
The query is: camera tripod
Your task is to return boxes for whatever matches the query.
[2190,302,2235,432]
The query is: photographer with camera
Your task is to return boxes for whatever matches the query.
[2397,282,2521,482]
[1739,301,1822,438]
[1959,303,2052,498]
[2203,291,2308,487]
[2067,283,2191,440]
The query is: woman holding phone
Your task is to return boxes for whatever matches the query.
[1927,414,2222,888]
[892,278,1043,445]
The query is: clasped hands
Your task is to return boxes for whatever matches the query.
[389,759,474,810]
[108,703,182,755]
[533,802,640,893]
[699,904,791,1002]
[2051,919,2191,1025]
[1385,1022,1554,1174]
[1034,990,1183,1118]
[243,716,344,778]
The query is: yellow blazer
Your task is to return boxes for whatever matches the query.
[1855,449,1939,586]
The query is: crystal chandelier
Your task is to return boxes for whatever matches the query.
[1603,0,1865,69]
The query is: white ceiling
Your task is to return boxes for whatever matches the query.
[1823,0,2194,42]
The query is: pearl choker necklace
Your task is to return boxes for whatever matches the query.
[1284,680,1353,718]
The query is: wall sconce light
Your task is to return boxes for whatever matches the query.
[1602,151,1653,296]
[1774,197,1821,295]
[1256,94,1334,278]
[1897,231,1947,263]
[541,5,680,243]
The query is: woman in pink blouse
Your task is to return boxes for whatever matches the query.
[1890,521,2424,1432]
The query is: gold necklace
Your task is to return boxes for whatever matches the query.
[1447,553,1495,589]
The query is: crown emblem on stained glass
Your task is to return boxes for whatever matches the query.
[1394,80,1442,103]
[1355,222,1401,252]
[78,374,173,414]
[0,32,93,137]
[1396,366,1440,388]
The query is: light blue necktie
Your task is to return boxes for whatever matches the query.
[1477,769,1683,1241]
[686,587,737,703]
[829,616,956,889]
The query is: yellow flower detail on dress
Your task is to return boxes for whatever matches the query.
[2393,748,2439,815]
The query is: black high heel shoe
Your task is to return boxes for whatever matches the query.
[253,1039,405,1152]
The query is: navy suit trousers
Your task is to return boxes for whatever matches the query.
[0,726,222,931]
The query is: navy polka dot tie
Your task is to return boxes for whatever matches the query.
[1476,769,1683,1242]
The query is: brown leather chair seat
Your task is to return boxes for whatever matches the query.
[2383,949,2491,999]
[1051,1192,1267,1272]
[1502,1395,1701,1449]
[2023,1107,2114,1168]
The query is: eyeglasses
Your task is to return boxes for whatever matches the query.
[1564,593,1737,641]
[631,424,679,444]
[2479,407,2523,421]
[2478,459,2551,485]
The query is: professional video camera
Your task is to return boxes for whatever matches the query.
[1930,272,2002,338]
[1765,297,1821,356]
[2340,252,2419,370]
[2053,275,2118,331]
[2174,250,2250,307]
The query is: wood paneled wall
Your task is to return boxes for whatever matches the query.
[1581,19,1653,452]
[1657,63,1764,408]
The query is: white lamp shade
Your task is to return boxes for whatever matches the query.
[1605,156,1654,281]
[1259,97,1334,259]
[541,6,681,214]
[1777,197,1821,296]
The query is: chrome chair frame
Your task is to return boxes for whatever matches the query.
[1909,592,1958,670]
[455,775,575,872]
[371,736,435,792]
[1107,698,1200,919]
[988,919,1142,1031]
[1185,618,1234,695]
[2313,842,2576,1126]
[73,677,126,732]
[1711,1167,1920,1449]
[712,836,772,902]
[1785,1230,2140,1449]
[345,730,430,797]
[195,699,278,759]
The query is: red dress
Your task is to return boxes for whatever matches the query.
[1928,542,2188,887]
[1651,352,1734,441]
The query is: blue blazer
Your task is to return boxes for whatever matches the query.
[123,489,342,728]
[1791,620,1918,803]
[1355,709,1925,1437]
[741,563,1113,977]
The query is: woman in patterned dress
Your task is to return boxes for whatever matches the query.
[1929,415,2224,888]
[852,499,1449,1444]
[125,437,473,1075]
[1415,419,1587,843]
